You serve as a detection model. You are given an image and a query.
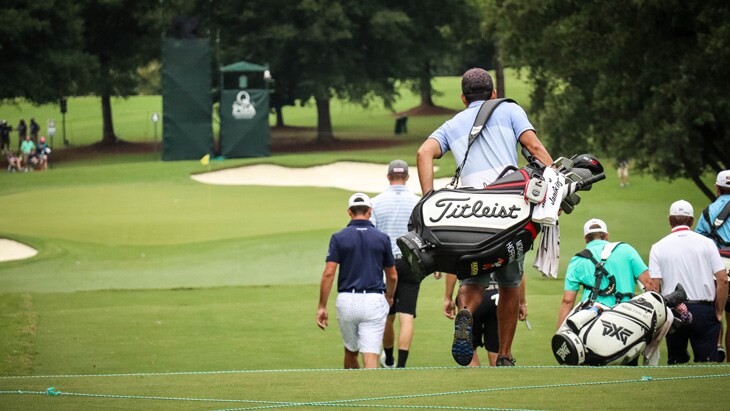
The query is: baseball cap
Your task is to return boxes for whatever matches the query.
[387,159,408,175]
[348,192,372,209]
[669,200,693,217]
[716,170,730,188]
[583,218,608,236]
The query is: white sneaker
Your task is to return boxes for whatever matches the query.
[380,351,395,368]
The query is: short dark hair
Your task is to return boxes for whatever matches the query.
[669,215,694,228]
[462,68,494,103]
[719,185,730,195]
[584,232,607,242]
[349,205,370,216]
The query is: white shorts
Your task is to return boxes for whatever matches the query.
[336,292,390,354]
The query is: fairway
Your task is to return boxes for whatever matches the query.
[1,73,728,410]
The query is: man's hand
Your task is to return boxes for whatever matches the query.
[386,295,394,307]
[316,307,328,330]
[443,297,456,319]
[519,304,528,321]
[433,272,442,280]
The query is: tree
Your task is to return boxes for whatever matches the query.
[495,0,730,199]
[80,0,160,145]
[0,1,92,104]
[214,0,412,142]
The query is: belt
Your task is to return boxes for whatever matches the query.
[345,289,384,294]
[686,300,714,306]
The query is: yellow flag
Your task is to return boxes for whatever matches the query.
[200,154,210,166]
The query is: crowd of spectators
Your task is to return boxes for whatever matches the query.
[2,118,51,172]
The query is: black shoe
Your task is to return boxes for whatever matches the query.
[718,346,726,363]
[496,355,516,367]
[451,309,474,366]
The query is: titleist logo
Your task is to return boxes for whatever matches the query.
[428,197,522,224]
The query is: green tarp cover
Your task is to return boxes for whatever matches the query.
[161,38,214,161]
[219,89,270,158]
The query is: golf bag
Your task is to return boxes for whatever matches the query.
[551,286,689,366]
[397,153,606,280]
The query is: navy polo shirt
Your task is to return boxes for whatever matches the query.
[326,219,395,292]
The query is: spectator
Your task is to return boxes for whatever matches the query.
[29,118,40,144]
[650,200,728,363]
[0,120,12,152]
[696,170,730,361]
[616,158,630,188]
[19,134,35,172]
[370,160,434,368]
[316,193,398,369]
[557,218,655,330]
[417,67,553,366]
[16,119,26,150]
[6,150,22,172]
[35,136,50,170]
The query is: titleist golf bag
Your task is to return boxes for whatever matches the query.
[396,99,606,281]
[551,286,689,366]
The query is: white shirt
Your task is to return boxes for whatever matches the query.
[370,184,420,258]
[649,226,725,301]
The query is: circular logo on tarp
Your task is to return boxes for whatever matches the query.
[232,91,256,120]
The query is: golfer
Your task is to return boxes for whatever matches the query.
[317,193,397,369]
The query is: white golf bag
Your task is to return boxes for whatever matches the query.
[552,286,688,366]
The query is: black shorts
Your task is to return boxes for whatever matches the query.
[471,288,499,353]
[389,258,420,317]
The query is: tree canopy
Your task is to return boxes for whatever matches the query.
[494,0,730,199]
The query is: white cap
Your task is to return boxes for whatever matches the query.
[669,200,693,217]
[717,170,730,188]
[583,218,608,236]
[348,192,372,208]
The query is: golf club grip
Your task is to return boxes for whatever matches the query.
[576,173,606,190]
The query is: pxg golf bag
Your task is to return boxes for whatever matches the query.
[397,98,606,281]
[551,286,689,366]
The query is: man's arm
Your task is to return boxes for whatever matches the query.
[715,269,728,321]
[384,265,398,307]
[443,273,457,319]
[416,138,442,194]
[316,261,338,330]
[518,275,527,321]
[652,278,662,294]
[637,270,657,292]
[518,130,553,167]
[556,290,577,330]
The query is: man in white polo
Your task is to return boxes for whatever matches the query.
[317,193,398,369]
[649,200,728,363]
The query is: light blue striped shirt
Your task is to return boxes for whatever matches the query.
[370,185,421,258]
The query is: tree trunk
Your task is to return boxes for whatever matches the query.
[315,96,334,142]
[101,94,117,145]
[690,173,717,202]
[420,60,433,107]
[495,44,505,98]
[275,106,285,127]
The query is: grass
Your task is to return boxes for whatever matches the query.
[1,70,728,410]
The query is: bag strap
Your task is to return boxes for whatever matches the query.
[575,242,624,303]
[702,201,730,247]
[449,98,516,188]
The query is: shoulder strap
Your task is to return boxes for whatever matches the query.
[449,98,516,188]
[702,202,730,247]
[574,243,622,303]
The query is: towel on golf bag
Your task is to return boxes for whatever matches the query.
[533,223,560,279]
[531,167,565,225]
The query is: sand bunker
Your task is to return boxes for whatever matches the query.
[191,161,451,194]
[0,239,38,262]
